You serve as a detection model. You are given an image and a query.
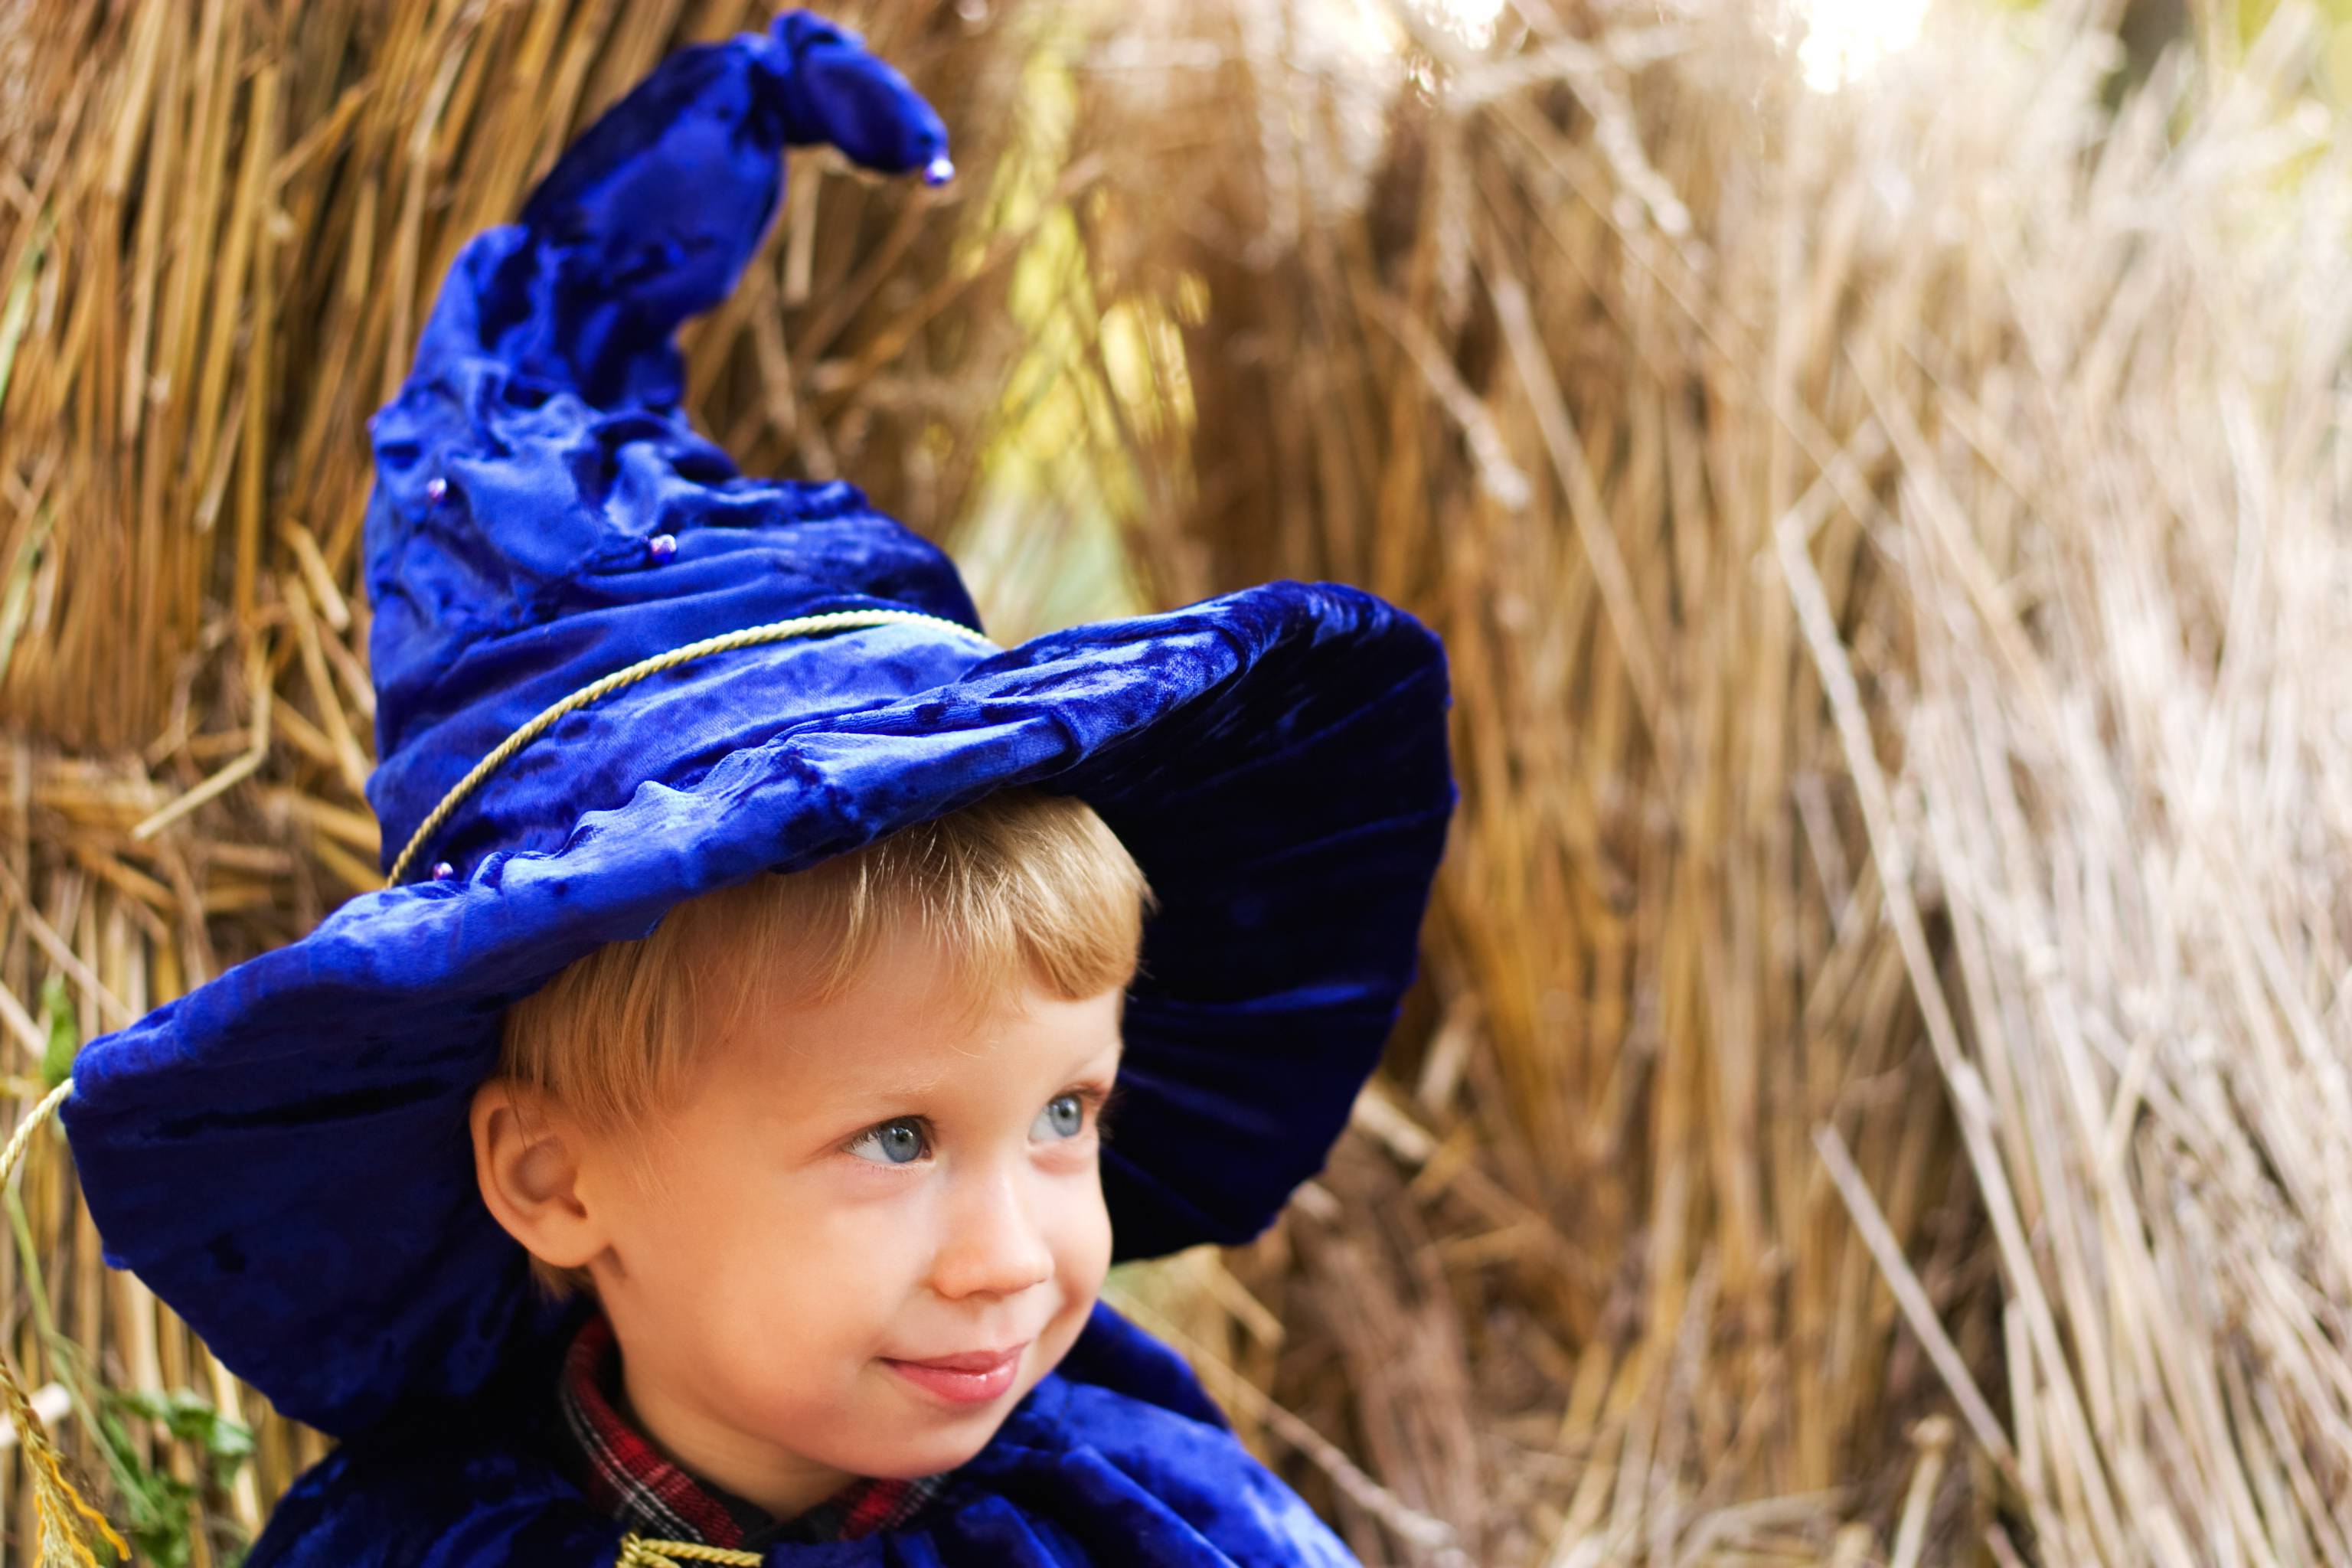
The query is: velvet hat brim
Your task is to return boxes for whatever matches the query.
[61,578,1452,1438]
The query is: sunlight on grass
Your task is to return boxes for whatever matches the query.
[1772,0,1935,90]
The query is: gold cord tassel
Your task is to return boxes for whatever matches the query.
[616,1533,764,1566]
[0,1078,132,1566]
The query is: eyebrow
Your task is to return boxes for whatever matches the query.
[831,1073,950,1107]
[818,1034,1121,1111]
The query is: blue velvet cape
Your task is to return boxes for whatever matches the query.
[246,1298,1361,1566]
[59,13,1454,1563]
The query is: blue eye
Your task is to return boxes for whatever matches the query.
[846,1119,928,1166]
[1033,1093,1086,1142]
[846,1090,1106,1167]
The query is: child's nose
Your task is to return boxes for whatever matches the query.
[931,1167,1054,1300]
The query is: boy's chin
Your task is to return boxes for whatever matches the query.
[851,1417,1004,1478]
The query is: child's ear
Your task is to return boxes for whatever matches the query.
[469,1079,605,1272]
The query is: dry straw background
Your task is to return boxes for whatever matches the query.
[4,0,2352,1563]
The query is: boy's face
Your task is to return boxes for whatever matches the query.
[522,919,1125,1516]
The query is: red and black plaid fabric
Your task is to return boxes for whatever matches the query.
[552,1306,951,1548]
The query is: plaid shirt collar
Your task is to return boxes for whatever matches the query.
[552,1305,950,1550]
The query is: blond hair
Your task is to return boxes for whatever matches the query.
[495,786,1155,1305]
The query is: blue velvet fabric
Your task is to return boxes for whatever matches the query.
[57,11,1454,1559]
[243,1298,1360,1567]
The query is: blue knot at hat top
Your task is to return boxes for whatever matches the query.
[56,11,1456,1549]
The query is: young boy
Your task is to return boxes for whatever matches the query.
[475,787,1149,1547]
[42,12,1457,1565]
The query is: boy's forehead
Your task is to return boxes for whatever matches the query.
[722,978,1125,1104]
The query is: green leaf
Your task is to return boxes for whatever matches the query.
[113,1387,256,1462]
[86,1386,257,1566]
[39,973,76,1089]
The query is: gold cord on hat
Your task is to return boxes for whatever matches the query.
[384,606,999,886]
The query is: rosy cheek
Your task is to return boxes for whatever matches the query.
[1062,1196,1114,1279]
[832,1158,933,1197]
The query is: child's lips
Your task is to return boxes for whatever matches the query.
[881,1341,1029,1404]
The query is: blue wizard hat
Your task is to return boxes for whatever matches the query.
[55,12,1455,1443]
